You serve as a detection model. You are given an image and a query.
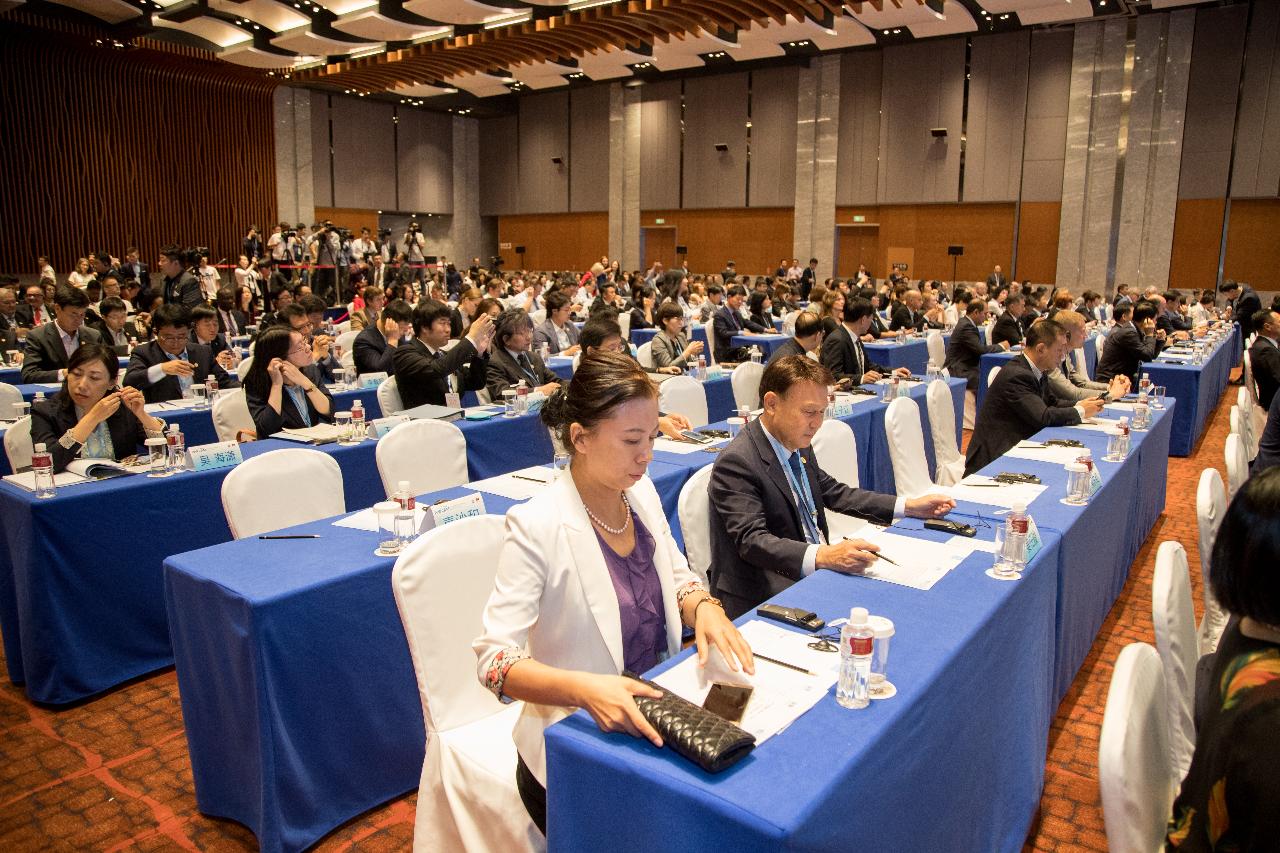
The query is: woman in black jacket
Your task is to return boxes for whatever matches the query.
[243,327,334,437]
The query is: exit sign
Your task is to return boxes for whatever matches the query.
[654,218,665,224]
[499,242,512,250]
[852,215,866,222]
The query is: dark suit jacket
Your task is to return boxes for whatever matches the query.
[708,418,896,617]
[485,347,560,401]
[765,337,808,366]
[890,305,925,332]
[162,272,204,309]
[353,325,398,376]
[245,364,334,437]
[0,326,15,355]
[122,341,235,403]
[1159,310,1193,333]
[1232,287,1262,330]
[392,337,487,409]
[712,305,765,358]
[1095,323,1161,387]
[820,325,887,383]
[628,307,655,331]
[945,317,1004,390]
[216,308,249,338]
[15,303,55,329]
[121,261,152,304]
[21,322,103,383]
[986,273,1006,289]
[990,312,1025,347]
[1248,336,1280,410]
[0,312,20,332]
[93,319,148,351]
[29,393,157,473]
[1252,389,1280,474]
[964,354,1082,476]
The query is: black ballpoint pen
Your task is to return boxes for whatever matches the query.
[259,534,320,540]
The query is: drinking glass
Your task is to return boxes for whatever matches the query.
[190,384,208,410]
[145,438,170,477]
[1151,385,1166,410]
[1065,465,1091,505]
[374,501,403,555]
[502,389,518,418]
[727,417,746,439]
[553,452,571,477]
[335,411,353,444]
[868,615,895,698]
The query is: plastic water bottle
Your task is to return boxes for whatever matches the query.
[1117,416,1131,455]
[33,391,45,407]
[394,480,416,512]
[696,355,707,382]
[516,380,529,414]
[206,375,219,399]
[925,360,938,382]
[31,443,56,499]
[837,607,874,710]
[1138,372,1151,396]
[128,336,138,354]
[749,345,762,365]
[166,424,186,473]
[1001,502,1030,574]
[351,399,366,439]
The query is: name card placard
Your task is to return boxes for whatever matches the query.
[1089,468,1103,496]
[831,400,855,419]
[525,391,547,415]
[1025,517,1044,562]
[358,372,388,389]
[186,440,243,472]
[370,415,410,439]
[420,492,486,532]
[706,364,724,380]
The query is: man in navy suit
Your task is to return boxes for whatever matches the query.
[945,297,1009,390]
[353,299,413,376]
[708,355,954,617]
[712,284,767,362]
[123,305,233,403]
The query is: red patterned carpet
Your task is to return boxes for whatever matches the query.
[0,380,1238,852]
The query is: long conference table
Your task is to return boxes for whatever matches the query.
[159,378,966,853]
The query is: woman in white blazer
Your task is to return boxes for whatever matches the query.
[474,352,753,835]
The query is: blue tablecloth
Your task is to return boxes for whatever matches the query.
[630,324,712,349]
[730,333,791,359]
[0,356,130,388]
[546,357,741,424]
[864,337,932,374]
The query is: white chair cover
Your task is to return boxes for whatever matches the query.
[378,375,405,415]
[0,383,23,420]
[1095,330,1107,365]
[704,320,717,364]
[884,396,935,498]
[335,330,359,357]
[986,365,1001,387]
[375,419,468,498]
[332,320,352,335]
[1224,433,1247,498]
[636,341,655,369]
[781,309,801,336]
[658,375,709,427]
[925,331,945,370]
[220,448,345,539]
[617,310,631,339]
[1151,541,1198,782]
[962,389,976,430]
[1238,387,1262,457]
[925,379,964,486]
[1104,303,1114,322]
[1099,643,1177,853]
[1073,346,1088,378]
[1242,350,1256,400]
[811,418,870,540]
[571,351,581,372]
[211,389,256,442]
[676,465,714,586]
[942,304,958,327]
[529,309,546,325]
[3,415,33,472]
[1195,469,1229,654]
[390,516,543,853]
[236,355,255,381]
[729,361,764,411]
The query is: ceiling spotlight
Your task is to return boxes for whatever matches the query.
[882,29,889,35]
[1000,13,1009,19]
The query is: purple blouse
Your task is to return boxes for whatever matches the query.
[595,512,667,674]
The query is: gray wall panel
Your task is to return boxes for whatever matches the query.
[640,80,681,210]
[478,115,518,216]
[1230,1,1280,198]
[682,73,748,208]
[965,31,1029,202]
[878,38,965,204]
[398,108,453,214]
[1021,30,1073,202]
[1180,5,1248,199]
[835,51,881,206]
[331,97,396,209]
[748,66,798,208]
[311,94,332,208]
[518,91,569,213]
[569,85,610,212]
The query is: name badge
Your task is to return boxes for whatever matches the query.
[421,492,486,532]
[359,371,388,389]
[370,415,410,438]
[186,440,243,472]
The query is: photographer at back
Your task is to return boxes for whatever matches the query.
[159,245,204,309]
[403,222,427,285]
[309,221,341,305]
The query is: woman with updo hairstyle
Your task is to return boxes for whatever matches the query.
[474,351,753,836]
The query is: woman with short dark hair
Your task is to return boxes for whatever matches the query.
[242,327,333,436]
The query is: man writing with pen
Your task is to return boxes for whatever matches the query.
[708,356,955,619]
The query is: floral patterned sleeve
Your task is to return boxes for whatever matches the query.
[675,580,707,612]
[483,647,531,704]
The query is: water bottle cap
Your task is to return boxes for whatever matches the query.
[868,615,895,638]
[1077,448,1092,457]
[34,443,46,452]
[398,480,410,492]
[1012,501,1027,513]
[849,606,869,625]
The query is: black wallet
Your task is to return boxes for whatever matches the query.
[623,672,756,773]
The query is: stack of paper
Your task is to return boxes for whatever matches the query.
[852,529,971,591]
[276,424,349,443]
[1003,441,1091,466]
[469,466,559,501]
[3,471,89,491]
[333,505,429,532]
[946,474,1048,508]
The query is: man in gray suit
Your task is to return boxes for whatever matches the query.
[22,285,102,383]
[1047,310,1129,403]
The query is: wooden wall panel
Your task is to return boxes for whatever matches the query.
[1015,202,1062,285]
[1223,198,1280,292]
[1169,198,1226,293]
[0,22,277,276]
[640,209,794,277]
[314,208,380,237]
[497,213,609,271]
[836,204,1016,283]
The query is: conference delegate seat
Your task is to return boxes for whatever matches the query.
[1098,643,1178,853]
[1194,469,1229,654]
[617,310,631,340]
[987,365,1002,388]
[236,356,254,381]
[1094,331,1107,370]
[658,375,708,428]
[924,379,964,487]
[1151,541,1198,782]
[211,389,256,443]
[220,448,345,539]
[1073,346,1088,379]
[375,419,468,499]
[1228,406,1253,462]
[636,341,655,370]
[730,361,764,411]
[1224,433,1247,498]
[925,331,945,371]
[377,375,405,415]
[781,310,801,336]
[335,330,359,370]
[810,418,869,541]
[3,415,33,472]
[390,515,543,853]
[1236,387,1261,458]
[884,396,936,498]
[0,382,22,420]
[676,465,713,587]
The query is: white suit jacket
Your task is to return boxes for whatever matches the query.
[473,470,701,785]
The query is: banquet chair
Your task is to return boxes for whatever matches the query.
[676,465,714,586]
[1151,541,1198,782]
[211,389,256,443]
[1228,406,1251,461]
[1195,469,1229,654]
[781,309,801,336]
[963,390,977,431]
[925,379,965,486]
[811,418,870,541]
[730,361,764,411]
[704,321,717,365]
[390,515,543,853]
[3,415,33,472]
[617,310,631,339]
[221,449,345,539]
[1099,643,1177,853]
[1238,388,1262,458]
[986,365,1001,387]
[529,309,545,325]
[377,375,405,415]
[658,375,709,428]
[236,356,254,381]
[0,382,22,420]
[376,419,468,498]
[884,396,935,498]
[1073,346,1088,379]
[1094,331,1107,366]
[335,330,359,369]
[1224,433,1247,498]
[571,351,581,372]
[925,331,945,371]
[636,341,655,370]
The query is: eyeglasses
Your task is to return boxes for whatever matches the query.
[157,333,188,345]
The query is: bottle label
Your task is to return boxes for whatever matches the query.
[849,635,873,656]
[396,495,415,511]
[1009,516,1028,534]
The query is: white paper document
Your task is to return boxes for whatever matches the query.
[1067,418,1126,433]
[333,505,429,532]
[853,529,968,590]
[276,424,350,443]
[3,470,89,491]
[469,466,559,501]
[946,474,1048,509]
[143,401,187,413]
[1003,441,1090,466]
[652,620,839,745]
[1104,401,1137,412]
[652,436,726,456]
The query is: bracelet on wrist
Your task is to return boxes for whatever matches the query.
[693,595,723,621]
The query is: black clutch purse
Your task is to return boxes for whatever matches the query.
[624,672,756,773]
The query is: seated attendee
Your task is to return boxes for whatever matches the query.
[712,285,767,362]
[747,291,774,330]
[242,328,334,436]
[1046,310,1127,403]
[92,297,146,352]
[532,290,581,356]
[965,319,1104,476]
[350,285,384,332]
[1165,468,1280,849]
[29,345,168,473]
[122,305,233,403]
[295,295,343,381]
[353,299,412,377]
[258,287,293,329]
[213,287,248,339]
[473,351,752,835]
[189,305,237,371]
[589,282,625,317]
[1190,292,1217,328]
[485,309,562,402]
[1253,390,1280,473]
[627,286,657,331]
[1076,290,1105,325]
[22,285,102,383]
[945,298,1009,391]
[1112,282,1133,309]
[650,302,704,372]
[990,293,1027,347]
[889,289,927,333]
[767,310,823,365]
[1161,292,1194,333]
[1095,300,1165,387]
[816,288,844,339]
[579,317,692,437]
[452,287,482,339]
[697,283,724,324]
[708,356,954,617]
[821,298,911,387]
[1247,309,1280,409]
[393,300,492,409]
[15,282,54,328]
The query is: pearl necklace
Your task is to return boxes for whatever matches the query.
[584,491,631,535]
